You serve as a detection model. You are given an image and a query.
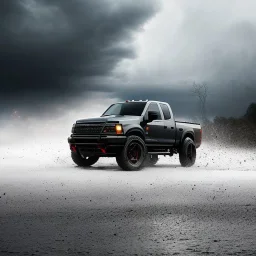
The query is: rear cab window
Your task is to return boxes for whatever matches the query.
[160,103,171,120]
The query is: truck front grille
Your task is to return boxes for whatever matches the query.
[74,124,104,135]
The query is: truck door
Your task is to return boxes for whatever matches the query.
[159,103,176,145]
[144,103,165,144]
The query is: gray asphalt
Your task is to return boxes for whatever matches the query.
[1,202,256,255]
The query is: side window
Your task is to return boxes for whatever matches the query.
[146,103,162,120]
[160,103,171,120]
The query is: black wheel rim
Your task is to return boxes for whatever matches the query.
[187,144,196,161]
[127,142,143,165]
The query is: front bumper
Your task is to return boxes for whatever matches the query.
[68,135,127,156]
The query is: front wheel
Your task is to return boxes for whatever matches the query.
[179,137,196,167]
[116,135,147,171]
[71,152,99,167]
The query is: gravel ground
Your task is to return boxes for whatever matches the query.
[0,141,256,255]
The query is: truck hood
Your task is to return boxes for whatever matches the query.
[76,115,141,124]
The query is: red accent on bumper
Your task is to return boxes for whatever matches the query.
[70,144,77,152]
[98,146,106,154]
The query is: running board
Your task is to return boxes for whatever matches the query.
[148,152,172,155]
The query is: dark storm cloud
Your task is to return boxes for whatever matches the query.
[0,0,159,113]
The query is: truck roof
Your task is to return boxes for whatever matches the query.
[120,100,169,105]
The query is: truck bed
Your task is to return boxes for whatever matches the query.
[175,121,201,148]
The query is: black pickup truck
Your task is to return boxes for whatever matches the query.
[68,100,202,170]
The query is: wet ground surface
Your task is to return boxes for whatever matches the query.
[1,142,256,255]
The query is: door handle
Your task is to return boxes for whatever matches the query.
[164,126,167,129]
[171,127,174,129]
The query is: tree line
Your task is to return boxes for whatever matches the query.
[192,82,256,147]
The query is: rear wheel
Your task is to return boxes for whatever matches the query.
[71,152,99,167]
[116,135,147,171]
[179,137,196,167]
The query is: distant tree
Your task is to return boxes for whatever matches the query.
[192,82,208,123]
[245,103,256,124]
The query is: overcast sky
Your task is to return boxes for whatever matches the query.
[1,0,256,122]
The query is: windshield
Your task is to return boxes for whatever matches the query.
[102,102,147,116]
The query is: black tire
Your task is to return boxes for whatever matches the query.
[116,135,147,171]
[179,137,196,167]
[71,152,99,167]
[144,154,159,166]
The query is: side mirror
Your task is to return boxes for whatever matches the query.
[148,111,158,122]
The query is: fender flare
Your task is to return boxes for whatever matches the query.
[125,127,145,140]
[181,131,195,143]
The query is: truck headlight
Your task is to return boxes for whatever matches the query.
[102,124,123,134]
[115,124,123,134]
[102,125,116,133]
